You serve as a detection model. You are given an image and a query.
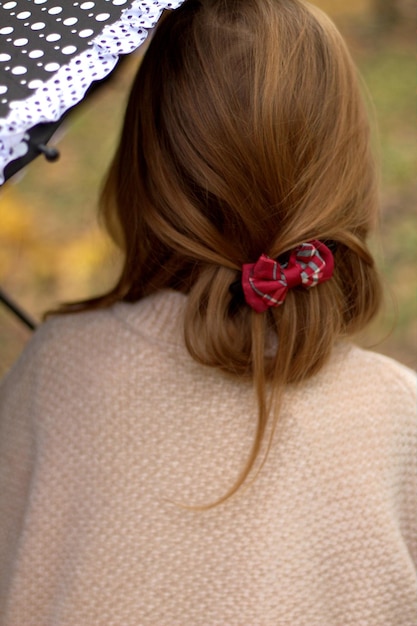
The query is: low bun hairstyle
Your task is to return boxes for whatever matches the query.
[63,0,383,503]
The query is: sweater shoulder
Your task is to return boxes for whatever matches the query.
[37,307,119,347]
[315,344,417,434]
[1,308,121,391]
[342,344,416,401]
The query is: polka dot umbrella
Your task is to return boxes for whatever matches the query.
[0,0,186,184]
[0,0,186,329]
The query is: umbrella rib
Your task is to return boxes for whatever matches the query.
[0,288,37,331]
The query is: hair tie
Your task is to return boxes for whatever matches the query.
[241,240,334,313]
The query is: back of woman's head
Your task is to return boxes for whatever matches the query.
[99,0,382,501]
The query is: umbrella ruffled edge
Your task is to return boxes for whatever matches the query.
[0,0,186,185]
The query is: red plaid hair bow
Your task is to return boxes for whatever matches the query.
[242,240,334,313]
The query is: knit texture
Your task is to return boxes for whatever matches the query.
[0,290,416,625]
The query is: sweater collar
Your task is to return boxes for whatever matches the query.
[111,290,188,346]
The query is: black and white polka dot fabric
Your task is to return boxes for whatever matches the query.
[0,0,185,184]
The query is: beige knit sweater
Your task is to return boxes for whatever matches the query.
[0,290,416,626]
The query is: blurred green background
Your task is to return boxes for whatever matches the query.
[0,0,415,376]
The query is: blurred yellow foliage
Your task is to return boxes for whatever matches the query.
[0,190,38,280]
[0,190,36,244]
[0,187,115,311]
[55,230,112,299]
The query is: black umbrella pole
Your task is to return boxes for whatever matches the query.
[0,289,37,331]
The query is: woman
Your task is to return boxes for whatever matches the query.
[0,0,415,624]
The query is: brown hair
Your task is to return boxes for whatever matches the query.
[62,0,382,503]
